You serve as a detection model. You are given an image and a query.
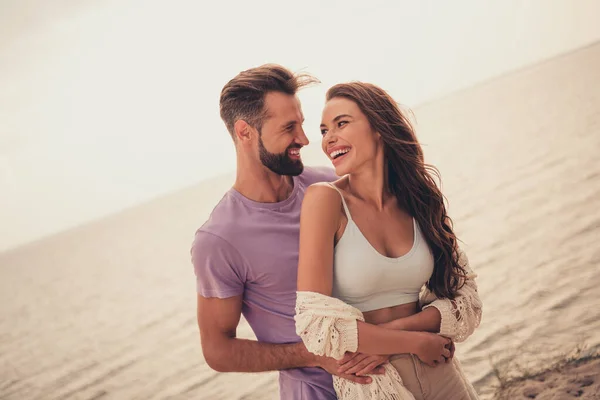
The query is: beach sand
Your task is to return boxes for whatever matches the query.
[1,43,599,399]
[495,355,600,399]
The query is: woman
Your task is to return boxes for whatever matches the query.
[295,82,482,399]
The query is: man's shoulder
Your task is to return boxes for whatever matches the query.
[299,166,338,186]
[193,191,242,247]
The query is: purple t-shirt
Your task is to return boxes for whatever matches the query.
[191,166,338,400]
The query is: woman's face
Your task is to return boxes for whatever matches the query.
[320,97,381,176]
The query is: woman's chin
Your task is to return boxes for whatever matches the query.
[332,163,350,176]
[328,154,354,176]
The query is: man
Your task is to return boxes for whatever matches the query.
[191,65,451,398]
[191,64,380,399]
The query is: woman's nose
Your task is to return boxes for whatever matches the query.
[325,131,337,144]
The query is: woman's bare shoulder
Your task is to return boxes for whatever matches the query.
[304,182,342,207]
[308,175,349,191]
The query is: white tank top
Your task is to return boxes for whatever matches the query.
[326,183,435,313]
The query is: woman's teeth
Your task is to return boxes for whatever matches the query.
[330,148,350,159]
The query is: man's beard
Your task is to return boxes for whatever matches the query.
[258,135,304,176]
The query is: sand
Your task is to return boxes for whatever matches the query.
[495,356,600,399]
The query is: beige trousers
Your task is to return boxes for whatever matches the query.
[389,354,478,400]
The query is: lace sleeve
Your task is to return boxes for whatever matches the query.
[295,291,418,399]
[419,249,483,342]
[295,291,364,360]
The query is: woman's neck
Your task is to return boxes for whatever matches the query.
[346,155,393,211]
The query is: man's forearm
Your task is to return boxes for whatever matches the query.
[205,338,317,373]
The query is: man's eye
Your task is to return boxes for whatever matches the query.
[338,121,348,128]
[320,129,328,135]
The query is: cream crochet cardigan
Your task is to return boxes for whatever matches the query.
[295,250,482,399]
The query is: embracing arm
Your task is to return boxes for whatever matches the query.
[296,185,450,363]
[379,307,442,333]
[192,231,318,372]
[381,249,483,342]
[420,249,482,342]
[198,293,374,383]
[197,294,316,372]
[192,225,372,382]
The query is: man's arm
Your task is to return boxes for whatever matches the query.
[197,294,314,372]
[192,228,373,382]
[197,293,374,383]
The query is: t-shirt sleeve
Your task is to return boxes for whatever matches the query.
[191,230,246,298]
[306,166,338,184]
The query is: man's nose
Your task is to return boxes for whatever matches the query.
[296,127,309,146]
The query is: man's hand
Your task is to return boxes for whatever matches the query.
[336,340,454,373]
[412,332,452,367]
[337,352,388,376]
[316,356,374,384]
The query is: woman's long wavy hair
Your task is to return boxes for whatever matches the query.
[326,82,466,299]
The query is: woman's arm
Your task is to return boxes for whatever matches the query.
[296,184,339,295]
[379,307,442,333]
[381,250,483,342]
[297,185,451,363]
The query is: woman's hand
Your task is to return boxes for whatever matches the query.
[445,339,455,363]
[337,352,388,376]
[412,332,452,367]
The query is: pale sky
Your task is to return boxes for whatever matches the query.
[1,0,600,252]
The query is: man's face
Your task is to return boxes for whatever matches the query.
[256,92,309,176]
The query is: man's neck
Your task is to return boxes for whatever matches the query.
[233,166,295,203]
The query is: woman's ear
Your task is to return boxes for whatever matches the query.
[375,131,386,152]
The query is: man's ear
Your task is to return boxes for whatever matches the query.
[234,120,256,143]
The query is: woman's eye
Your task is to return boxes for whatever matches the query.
[338,121,348,128]
[320,129,328,135]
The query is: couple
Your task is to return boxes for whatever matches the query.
[191,64,482,399]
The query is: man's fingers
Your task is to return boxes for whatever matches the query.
[338,352,357,365]
[346,358,376,375]
[364,366,386,376]
[338,352,360,366]
[373,366,386,375]
[338,354,368,373]
[344,374,372,385]
[344,356,375,375]
[356,361,383,376]
[337,352,354,365]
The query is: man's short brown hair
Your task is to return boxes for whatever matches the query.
[219,64,318,139]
